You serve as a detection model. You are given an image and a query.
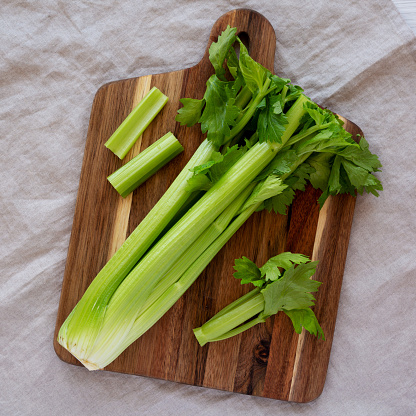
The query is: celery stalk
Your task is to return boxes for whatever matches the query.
[193,289,265,346]
[87,185,256,368]
[58,139,217,368]
[123,201,264,350]
[84,141,278,362]
[107,132,184,197]
[105,86,169,159]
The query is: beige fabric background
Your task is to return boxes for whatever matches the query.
[1,1,415,415]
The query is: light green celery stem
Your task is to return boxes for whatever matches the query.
[228,78,272,141]
[200,315,266,345]
[193,289,265,346]
[221,85,253,153]
[109,200,265,368]
[105,86,168,159]
[139,185,255,314]
[284,122,332,147]
[204,287,261,322]
[107,132,184,198]
[193,291,265,346]
[280,85,288,104]
[91,187,257,368]
[58,139,216,359]
[234,85,252,110]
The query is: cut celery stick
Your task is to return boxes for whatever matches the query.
[107,132,184,197]
[105,86,169,159]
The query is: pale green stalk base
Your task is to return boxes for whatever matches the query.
[107,132,184,197]
[105,86,168,159]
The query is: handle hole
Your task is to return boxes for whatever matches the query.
[232,31,250,59]
[237,31,250,53]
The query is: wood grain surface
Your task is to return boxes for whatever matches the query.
[54,9,361,403]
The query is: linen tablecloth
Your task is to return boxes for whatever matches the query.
[1,1,415,414]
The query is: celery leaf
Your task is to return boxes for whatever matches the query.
[233,256,263,286]
[241,175,287,211]
[284,308,325,339]
[261,262,321,316]
[209,25,237,80]
[260,252,310,282]
[175,98,205,127]
[199,75,241,147]
[186,145,245,191]
[257,94,289,143]
[261,162,314,215]
[237,39,268,94]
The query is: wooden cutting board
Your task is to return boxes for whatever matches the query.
[54,9,361,403]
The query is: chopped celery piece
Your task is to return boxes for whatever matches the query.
[107,132,184,197]
[105,86,169,159]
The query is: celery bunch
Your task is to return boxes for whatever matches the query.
[58,26,382,370]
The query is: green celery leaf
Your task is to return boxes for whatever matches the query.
[241,175,287,211]
[185,174,212,192]
[209,145,246,183]
[272,98,283,115]
[307,152,334,191]
[233,256,263,286]
[270,75,291,94]
[260,252,310,282]
[226,47,245,93]
[257,94,289,144]
[335,136,382,172]
[186,145,245,191]
[209,25,237,80]
[237,39,268,94]
[284,308,325,339]
[317,136,383,207]
[199,75,241,147]
[284,84,304,103]
[304,101,329,126]
[296,124,356,156]
[175,98,205,127]
[327,155,343,194]
[261,262,321,316]
[226,45,239,78]
[255,149,298,181]
[341,160,383,196]
[261,162,314,215]
[262,187,295,215]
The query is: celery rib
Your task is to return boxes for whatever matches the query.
[193,291,265,346]
[58,139,217,361]
[107,132,184,197]
[105,86,169,159]
[88,186,257,368]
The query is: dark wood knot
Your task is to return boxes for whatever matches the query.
[254,339,270,365]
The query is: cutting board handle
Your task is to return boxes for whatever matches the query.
[199,9,277,73]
